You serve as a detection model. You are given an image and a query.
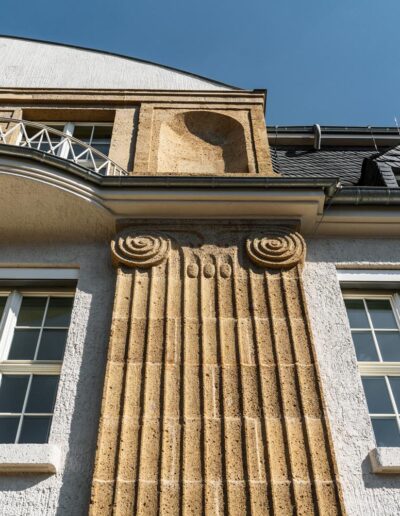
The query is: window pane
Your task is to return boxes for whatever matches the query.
[19,416,52,444]
[25,126,43,138]
[0,376,29,412]
[362,377,394,414]
[372,418,400,447]
[0,417,19,443]
[25,376,59,413]
[69,143,88,159]
[73,125,92,141]
[93,125,112,139]
[344,299,369,328]
[0,297,7,321]
[91,143,110,156]
[44,297,73,327]
[376,332,400,361]
[367,300,397,329]
[17,297,47,326]
[8,329,40,360]
[37,330,68,361]
[352,331,379,361]
[389,377,400,410]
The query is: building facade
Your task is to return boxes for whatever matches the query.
[0,36,399,515]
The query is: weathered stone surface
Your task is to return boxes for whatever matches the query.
[90,225,344,515]
[134,101,275,176]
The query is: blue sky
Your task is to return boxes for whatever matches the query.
[1,0,399,126]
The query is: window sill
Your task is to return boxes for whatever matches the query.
[370,447,400,474]
[0,444,61,474]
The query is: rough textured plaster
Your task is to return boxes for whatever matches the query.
[0,38,232,91]
[0,172,114,244]
[303,238,400,516]
[0,243,115,516]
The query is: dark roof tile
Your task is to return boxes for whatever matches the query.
[270,146,388,186]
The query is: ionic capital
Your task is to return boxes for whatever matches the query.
[246,227,305,269]
[111,230,170,268]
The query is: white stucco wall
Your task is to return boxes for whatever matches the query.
[0,243,115,516]
[304,238,400,516]
[0,37,233,91]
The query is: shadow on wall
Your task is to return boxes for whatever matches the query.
[55,263,115,515]
[361,455,400,489]
[0,474,51,491]
[157,111,249,174]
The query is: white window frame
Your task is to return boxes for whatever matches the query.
[342,292,400,440]
[342,291,400,377]
[0,287,75,445]
[56,122,113,160]
[0,268,78,472]
[339,269,400,459]
[0,289,75,375]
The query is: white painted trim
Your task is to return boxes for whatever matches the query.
[0,268,79,280]
[58,122,74,159]
[338,269,400,284]
[0,444,61,474]
[0,292,22,361]
[359,363,400,376]
[0,362,61,374]
[369,447,400,474]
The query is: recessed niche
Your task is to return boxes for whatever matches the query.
[157,110,249,174]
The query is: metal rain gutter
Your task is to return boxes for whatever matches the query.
[330,187,400,205]
[6,143,400,207]
[0,144,340,194]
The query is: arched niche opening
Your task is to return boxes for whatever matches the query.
[157,110,249,174]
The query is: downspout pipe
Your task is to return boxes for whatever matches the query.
[313,124,322,150]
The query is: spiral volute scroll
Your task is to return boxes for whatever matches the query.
[246,227,305,269]
[111,231,169,268]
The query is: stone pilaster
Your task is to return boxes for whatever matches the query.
[90,226,344,515]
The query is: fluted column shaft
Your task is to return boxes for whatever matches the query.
[90,227,344,515]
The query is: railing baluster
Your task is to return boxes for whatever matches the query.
[0,117,127,177]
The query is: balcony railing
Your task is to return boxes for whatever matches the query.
[0,118,128,176]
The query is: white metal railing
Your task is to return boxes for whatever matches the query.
[0,117,128,176]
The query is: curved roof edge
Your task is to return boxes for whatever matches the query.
[0,35,241,91]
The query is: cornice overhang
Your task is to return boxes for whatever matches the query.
[0,148,328,235]
[2,146,400,237]
[0,88,265,109]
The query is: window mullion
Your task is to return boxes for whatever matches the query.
[0,291,23,361]
[363,298,383,362]
[58,122,74,158]
[33,297,49,361]
[14,374,33,444]
[391,294,400,328]
[384,376,400,437]
[89,125,95,146]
